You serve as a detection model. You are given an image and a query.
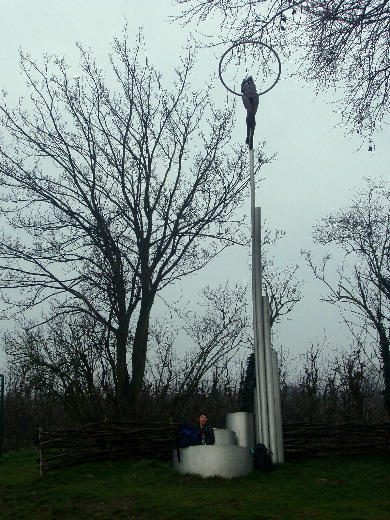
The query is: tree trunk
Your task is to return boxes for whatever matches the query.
[115,322,131,418]
[128,292,155,414]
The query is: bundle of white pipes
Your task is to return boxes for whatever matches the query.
[250,150,284,464]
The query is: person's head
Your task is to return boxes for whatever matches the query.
[198,412,208,427]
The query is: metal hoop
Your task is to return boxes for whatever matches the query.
[219,41,282,97]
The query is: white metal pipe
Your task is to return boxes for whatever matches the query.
[249,149,255,220]
[263,295,277,459]
[272,349,285,463]
[253,389,260,442]
[254,208,269,447]
[249,149,263,444]
[226,412,255,447]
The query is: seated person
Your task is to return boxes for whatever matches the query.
[196,412,215,445]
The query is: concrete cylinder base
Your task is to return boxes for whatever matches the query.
[172,445,253,478]
[226,412,256,448]
[214,428,237,446]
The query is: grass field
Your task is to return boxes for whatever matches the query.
[0,450,389,519]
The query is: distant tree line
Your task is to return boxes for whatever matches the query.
[240,342,385,423]
[2,338,386,451]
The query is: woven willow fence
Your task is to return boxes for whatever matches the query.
[39,421,390,476]
[282,422,389,458]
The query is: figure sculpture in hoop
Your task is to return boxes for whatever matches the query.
[241,76,259,150]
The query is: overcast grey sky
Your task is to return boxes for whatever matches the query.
[0,0,388,371]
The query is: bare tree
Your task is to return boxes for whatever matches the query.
[175,0,390,134]
[304,178,390,415]
[0,34,266,417]
[262,259,303,327]
[145,282,249,418]
[2,315,111,422]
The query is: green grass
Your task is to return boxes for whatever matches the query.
[0,451,389,519]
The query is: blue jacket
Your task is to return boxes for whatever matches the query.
[196,424,215,445]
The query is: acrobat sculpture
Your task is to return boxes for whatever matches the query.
[241,76,259,150]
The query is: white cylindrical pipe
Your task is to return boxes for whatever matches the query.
[263,296,277,459]
[226,412,255,447]
[249,149,255,220]
[249,148,265,446]
[254,389,260,443]
[214,428,237,446]
[254,207,269,447]
[272,349,285,463]
[172,445,253,478]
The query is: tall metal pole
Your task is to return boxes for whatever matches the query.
[250,151,268,446]
[250,150,262,441]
